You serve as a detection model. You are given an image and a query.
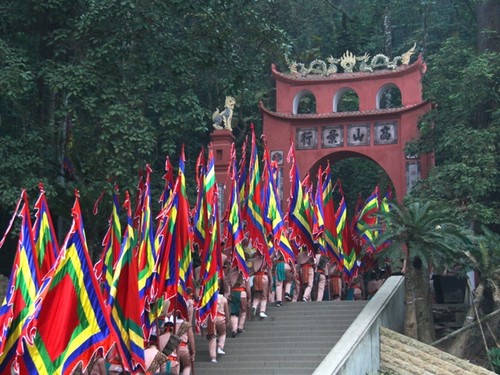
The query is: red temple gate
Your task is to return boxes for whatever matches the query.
[259,53,433,204]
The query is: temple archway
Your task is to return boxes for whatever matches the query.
[260,52,433,204]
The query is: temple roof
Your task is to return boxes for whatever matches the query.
[259,100,430,121]
[271,55,426,84]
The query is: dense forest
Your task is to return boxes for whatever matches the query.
[0,0,499,269]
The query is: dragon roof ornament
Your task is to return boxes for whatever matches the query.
[285,43,417,77]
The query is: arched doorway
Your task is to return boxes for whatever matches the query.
[308,151,393,212]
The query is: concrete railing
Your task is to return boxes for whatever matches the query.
[313,275,405,375]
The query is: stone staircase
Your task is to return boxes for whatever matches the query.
[193,300,368,375]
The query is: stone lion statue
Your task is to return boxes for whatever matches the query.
[213,96,236,131]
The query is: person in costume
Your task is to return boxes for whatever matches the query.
[298,245,315,302]
[228,267,251,337]
[328,262,343,300]
[251,250,271,318]
[174,313,195,375]
[144,334,174,375]
[206,289,230,362]
[284,260,301,302]
[315,250,330,301]
[273,252,289,307]
[346,273,364,300]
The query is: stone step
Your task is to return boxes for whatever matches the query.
[191,366,317,375]
[247,310,362,318]
[217,346,332,355]
[221,330,348,340]
[204,353,326,362]
[263,301,367,311]
[246,304,366,317]
[195,360,320,371]
[240,318,355,326]
[195,335,341,346]
[193,342,335,352]
[190,301,367,375]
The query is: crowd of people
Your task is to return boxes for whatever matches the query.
[85,245,391,375]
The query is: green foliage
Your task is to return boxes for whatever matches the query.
[413,38,500,227]
[333,157,391,215]
[465,226,500,294]
[0,0,498,264]
[337,91,359,112]
[0,0,291,256]
[488,347,500,374]
[374,201,470,272]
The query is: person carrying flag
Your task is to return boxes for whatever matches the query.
[206,286,230,363]
[314,249,330,301]
[328,262,344,301]
[250,250,271,319]
[298,245,316,302]
[228,267,251,337]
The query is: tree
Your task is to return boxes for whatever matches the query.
[375,201,469,343]
[449,225,500,359]
[0,0,291,259]
[413,38,500,229]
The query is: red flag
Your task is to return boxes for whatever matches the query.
[17,192,123,375]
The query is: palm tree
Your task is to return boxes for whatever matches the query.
[449,225,500,358]
[374,201,469,344]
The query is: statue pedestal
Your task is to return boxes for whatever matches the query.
[210,129,235,208]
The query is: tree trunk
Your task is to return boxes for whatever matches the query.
[404,259,418,340]
[404,256,436,343]
[383,7,392,56]
[475,0,500,53]
[449,281,485,357]
[486,281,500,345]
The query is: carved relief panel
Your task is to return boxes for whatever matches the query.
[347,124,370,146]
[296,128,318,150]
[321,126,344,148]
[374,121,398,145]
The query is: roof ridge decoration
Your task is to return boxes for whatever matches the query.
[284,43,417,77]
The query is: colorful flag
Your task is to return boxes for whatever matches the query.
[376,187,393,253]
[237,136,248,206]
[336,184,356,279]
[137,165,156,304]
[32,183,60,277]
[158,156,175,210]
[197,166,221,325]
[154,146,192,320]
[262,141,295,265]
[17,193,120,375]
[225,144,250,278]
[175,146,194,319]
[94,191,122,303]
[0,191,39,371]
[355,186,380,254]
[108,191,145,374]
[243,125,267,258]
[321,164,340,262]
[154,185,180,304]
[313,166,325,250]
[192,148,207,258]
[286,144,315,255]
[133,169,145,230]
